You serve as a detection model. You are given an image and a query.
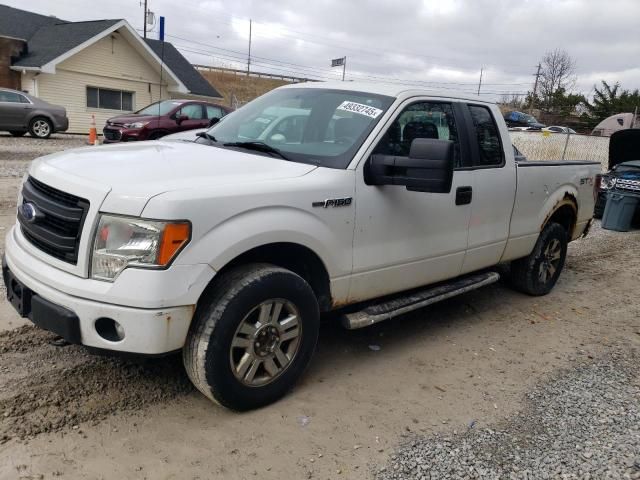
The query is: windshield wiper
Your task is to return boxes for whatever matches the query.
[223,141,290,160]
[196,131,217,142]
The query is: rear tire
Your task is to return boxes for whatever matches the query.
[183,263,320,411]
[509,222,568,296]
[9,131,26,137]
[29,117,52,139]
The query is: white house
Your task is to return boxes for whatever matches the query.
[0,5,222,133]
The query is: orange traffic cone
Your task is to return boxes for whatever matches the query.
[88,114,97,145]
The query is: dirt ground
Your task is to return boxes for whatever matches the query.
[0,135,639,479]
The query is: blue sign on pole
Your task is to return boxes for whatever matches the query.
[159,16,165,41]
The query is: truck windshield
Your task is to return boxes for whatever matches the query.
[205,88,395,168]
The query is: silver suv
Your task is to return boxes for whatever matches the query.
[0,88,68,139]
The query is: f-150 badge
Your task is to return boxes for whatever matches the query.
[312,197,353,208]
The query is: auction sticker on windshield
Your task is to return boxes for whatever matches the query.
[337,101,383,119]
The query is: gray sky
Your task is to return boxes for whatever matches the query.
[5,0,640,100]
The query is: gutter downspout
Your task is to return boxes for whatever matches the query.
[32,73,40,97]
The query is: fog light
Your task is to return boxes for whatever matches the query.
[95,317,125,342]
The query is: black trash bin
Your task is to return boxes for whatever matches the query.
[601,190,640,232]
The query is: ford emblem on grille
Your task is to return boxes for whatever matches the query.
[20,202,40,223]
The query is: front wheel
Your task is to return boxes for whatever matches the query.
[29,117,52,139]
[183,264,320,410]
[509,222,568,296]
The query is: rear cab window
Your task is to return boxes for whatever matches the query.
[466,104,505,168]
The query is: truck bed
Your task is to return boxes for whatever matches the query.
[501,160,601,262]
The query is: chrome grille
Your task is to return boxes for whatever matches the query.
[614,178,640,192]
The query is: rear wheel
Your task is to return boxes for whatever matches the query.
[9,131,26,137]
[183,263,320,410]
[29,117,52,139]
[509,222,568,296]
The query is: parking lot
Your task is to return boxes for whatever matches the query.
[0,134,639,479]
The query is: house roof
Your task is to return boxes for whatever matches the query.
[144,39,221,98]
[0,4,59,41]
[12,19,121,68]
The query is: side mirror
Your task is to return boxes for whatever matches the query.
[364,139,454,193]
[175,114,189,124]
[208,117,220,127]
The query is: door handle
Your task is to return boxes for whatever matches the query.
[455,186,472,205]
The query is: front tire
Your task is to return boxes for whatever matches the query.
[183,264,320,410]
[509,222,568,296]
[29,117,53,139]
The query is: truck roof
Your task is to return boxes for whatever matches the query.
[280,81,494,104]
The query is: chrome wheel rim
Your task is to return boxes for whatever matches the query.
[230,299,302,387]
[33,120,50,137]
[538,238,562,283]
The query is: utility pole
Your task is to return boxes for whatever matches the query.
[342,56,346,81]
[247,19,252,76]
[477,67,483,95]
[530,63,542,112]
[143,0,148,38]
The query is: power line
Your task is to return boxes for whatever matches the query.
[169,33,531,89]
[177,41,531,97]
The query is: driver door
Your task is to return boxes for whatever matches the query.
[349,99,473,302]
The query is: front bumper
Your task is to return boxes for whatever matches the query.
[53,115,69,133]
[5,226,214,354]
[103,127,145,143]
[3,253,194,354]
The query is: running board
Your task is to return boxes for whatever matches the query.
[341,271,500,330]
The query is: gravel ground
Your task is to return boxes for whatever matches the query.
[377,344,640,480]
[0,133,86,176]
[0,326,192,443]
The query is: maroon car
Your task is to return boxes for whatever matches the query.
[103,99,230,143]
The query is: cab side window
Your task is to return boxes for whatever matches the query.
[373,102,461,167]
[179,104,205,120]
[0,91,22,103]
[468,105,504,167]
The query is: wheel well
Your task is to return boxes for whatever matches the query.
[217,243,332,312]
[544,198,577,238]
[147,130,169,139]
[29,115,52,125]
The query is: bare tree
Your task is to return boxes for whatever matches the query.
[539,49,577,109]
[499,93,525,110]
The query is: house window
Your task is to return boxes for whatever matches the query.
[87,87,134,111]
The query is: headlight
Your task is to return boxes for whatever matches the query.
[91,215,190,281]
[600,176,616,190]
[124,121,149,129]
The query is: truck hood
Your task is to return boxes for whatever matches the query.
[30,141,317,216]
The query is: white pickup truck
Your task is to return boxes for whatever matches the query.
[3,83,599,410]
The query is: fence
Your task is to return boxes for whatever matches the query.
[194,64,318,84]
[510,131,609,171]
